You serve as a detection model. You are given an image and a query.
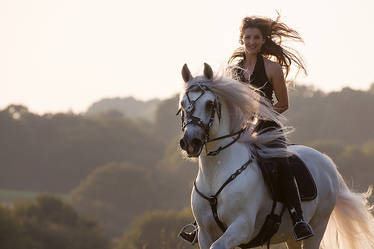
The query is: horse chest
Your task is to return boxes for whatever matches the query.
[192,180,252,231]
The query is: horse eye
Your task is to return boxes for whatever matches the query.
[205,101,213,110]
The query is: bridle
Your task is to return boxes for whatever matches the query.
[177,82,246,156]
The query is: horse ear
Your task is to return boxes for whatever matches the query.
[182,64,193,83]
[203,63,213,80]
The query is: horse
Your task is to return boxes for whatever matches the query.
[177,63,374,249]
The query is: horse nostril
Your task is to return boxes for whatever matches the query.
[180,138,187,150]
[191,138,202,151]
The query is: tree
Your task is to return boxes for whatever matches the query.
[70,160,196,238]
[114,208,196,249]
[71,162,162,237]
[0,205,28,249]
[10,194,110,249]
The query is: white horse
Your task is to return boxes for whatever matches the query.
[178,63,374,249]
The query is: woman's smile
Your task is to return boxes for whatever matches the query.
[242,27,265,54]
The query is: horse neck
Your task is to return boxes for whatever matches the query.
[197,102,253,192]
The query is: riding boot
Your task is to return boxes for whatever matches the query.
[277,157,314,241]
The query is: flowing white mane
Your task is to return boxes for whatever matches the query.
[182,74,293,158]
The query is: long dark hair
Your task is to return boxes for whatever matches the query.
[228,14,307,79]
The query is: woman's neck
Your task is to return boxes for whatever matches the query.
[244,52,258,67]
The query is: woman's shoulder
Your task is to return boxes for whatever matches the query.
[263,57,283,80]
[263,57,282,71]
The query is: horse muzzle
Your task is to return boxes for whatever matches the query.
[180,135,204,157]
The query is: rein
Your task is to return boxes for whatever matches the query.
[205,127,246,156]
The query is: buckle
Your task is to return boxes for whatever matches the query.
[186,103,194,114]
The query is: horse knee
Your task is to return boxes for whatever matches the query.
[210,240,225,249]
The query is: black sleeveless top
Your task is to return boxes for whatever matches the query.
[232,54,274,104]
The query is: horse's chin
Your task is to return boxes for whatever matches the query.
[186,144,203,158]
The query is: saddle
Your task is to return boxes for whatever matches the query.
[258,152,317,202]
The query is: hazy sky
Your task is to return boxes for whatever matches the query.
[1,0,374,114]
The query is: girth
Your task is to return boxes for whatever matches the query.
[194,157,284,249]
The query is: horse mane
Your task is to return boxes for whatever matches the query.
[183,73,293,158]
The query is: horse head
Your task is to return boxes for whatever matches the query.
[178,63,222,157]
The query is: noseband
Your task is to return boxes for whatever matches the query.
[177,83,246,156]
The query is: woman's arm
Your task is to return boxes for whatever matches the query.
[269,62,289,114]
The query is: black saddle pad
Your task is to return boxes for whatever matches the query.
[258,153,317,202]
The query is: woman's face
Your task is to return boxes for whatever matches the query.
[242,27,265,55]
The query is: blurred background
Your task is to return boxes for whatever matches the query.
[1,0,374,248]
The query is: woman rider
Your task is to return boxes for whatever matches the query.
[228,15,313,241]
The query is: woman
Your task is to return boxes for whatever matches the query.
[228,15,313,241]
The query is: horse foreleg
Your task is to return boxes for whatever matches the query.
[209,216,252,249]
[198,227,214,249]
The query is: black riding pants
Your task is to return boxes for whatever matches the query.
[254,120,303,216]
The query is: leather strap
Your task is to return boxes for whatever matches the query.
[194,158,253,232]
[206,127,246,156]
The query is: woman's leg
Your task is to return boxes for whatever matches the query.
[277,157,314,241]
[257,120,314,241]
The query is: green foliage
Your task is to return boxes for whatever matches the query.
[152,95,180,143]
[0,205,26,249]
[288,85,374,144]
[362,140,374,156]
[0,189,67,203]
[114,208,196,249]
[70,161,193,237]
[308,139,374,191]
[0,194,110,249]
[0,105,164,193]
[0,189,42,202]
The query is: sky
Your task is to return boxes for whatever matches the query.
[1,0,374,114]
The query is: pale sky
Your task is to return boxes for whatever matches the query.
[1,0,374,114]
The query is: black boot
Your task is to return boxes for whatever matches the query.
[277,157,314,241]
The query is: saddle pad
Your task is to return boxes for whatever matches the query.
[258,154,317,202]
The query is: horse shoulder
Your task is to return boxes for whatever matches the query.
[219,164,267,224]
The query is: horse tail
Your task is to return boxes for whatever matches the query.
[321,171,374,249]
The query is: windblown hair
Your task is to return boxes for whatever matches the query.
[227,14,306,80]
[182,74,292,158]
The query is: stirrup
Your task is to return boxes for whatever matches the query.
[178,222,198,245]
[293,220,314,241]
